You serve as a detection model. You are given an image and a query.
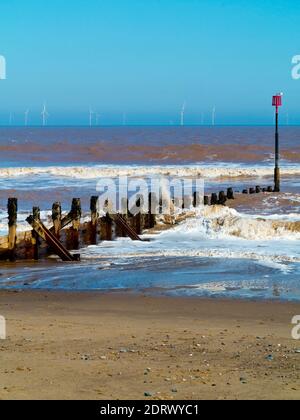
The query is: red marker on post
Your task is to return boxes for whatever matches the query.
[272,93,283,192]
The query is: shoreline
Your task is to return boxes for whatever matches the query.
[1,286,300,303]
[0,290,299,400]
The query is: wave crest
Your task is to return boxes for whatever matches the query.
[0,164,300,180]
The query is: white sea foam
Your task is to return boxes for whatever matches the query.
[80,246,298,274]
[0,163,299,180]
[161,206,300,241]
[76,206,300,273]
[0,210,52,236]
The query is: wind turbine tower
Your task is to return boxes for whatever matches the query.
[25,109,30,127]
[212,106,216,126]
[41,103,49,126]
[180,102,186,126]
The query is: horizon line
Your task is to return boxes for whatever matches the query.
[0,123,299,128]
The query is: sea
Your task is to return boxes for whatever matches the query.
[0,126,299,300]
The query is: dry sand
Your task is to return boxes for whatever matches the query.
[0,290,299,400]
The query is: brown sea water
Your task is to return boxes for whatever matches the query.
[0,126,299,165]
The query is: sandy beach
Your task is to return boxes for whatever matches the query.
[0,290,299,400]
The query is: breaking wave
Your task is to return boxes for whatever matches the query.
[78,206,300,273]
[195,206,300,240]
[0,163,300,180]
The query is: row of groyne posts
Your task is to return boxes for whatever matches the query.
[0,183,274,262]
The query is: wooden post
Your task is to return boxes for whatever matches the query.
[118,198,129,237]
[7,198,17,262]
[256,186,261,193]
[218,191,227,206]
[159,197,163,214]
[126,198,135,234]
[242,189,248,194]
[133,196,142,235]
[32,207,40,261]
[52,202,62,239]
[193,192,201,208]
[249,188,255,195]
[211,193,218,205]
[90,196,98,245]
[204,195,209,206]
[227,188,234,200]
[267,186,273,193]
[148,193,157,229]
[100,215,113,241]
[71,198,81,249]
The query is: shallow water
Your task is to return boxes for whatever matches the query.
[0,126,299,300]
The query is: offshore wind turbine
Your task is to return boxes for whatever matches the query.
[24,109,30,127]
[180,102,186,126]
[212,106,216,126]
[41,103,49,126]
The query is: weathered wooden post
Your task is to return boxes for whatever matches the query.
[90,196,99,245]
[193,191,201,208]
[133,196,142,235]
[147,193,156,229]
[211,193,218,205]
[227,188,234,200]
[71,198,81,249]
[100,215,113,241]
[32,207,40,261]
[267,186,273,193]
[256,186,261,193]
[218,191,227,206]
[7,198,18,262]
[52,202,62,239]
[249,188,255,195]
[159,197,163,214]
[204,195,209,206]
[142,194,150,230]
[242,189,248,194]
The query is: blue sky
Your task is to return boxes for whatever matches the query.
[0,0,299,125]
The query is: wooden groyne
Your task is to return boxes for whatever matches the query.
[0,184,275,262]
[0,194,158,262]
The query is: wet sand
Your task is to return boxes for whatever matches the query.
[0,290,299,400]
